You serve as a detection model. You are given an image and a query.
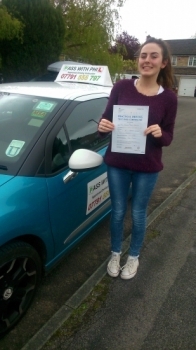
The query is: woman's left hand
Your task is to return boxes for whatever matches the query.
[144,124,162,138]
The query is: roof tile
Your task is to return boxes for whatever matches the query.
[165,39,196,55]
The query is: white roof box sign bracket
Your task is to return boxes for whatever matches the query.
[55,65,113,87]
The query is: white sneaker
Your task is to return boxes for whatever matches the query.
[107,252,121,277]
[120,256,139,280]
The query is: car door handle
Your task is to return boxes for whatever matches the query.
[63,170,78,183]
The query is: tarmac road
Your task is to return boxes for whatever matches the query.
[1,97,196,350]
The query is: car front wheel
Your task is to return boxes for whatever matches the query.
[0,241,42,337]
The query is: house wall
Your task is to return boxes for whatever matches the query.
[172,56,196,96]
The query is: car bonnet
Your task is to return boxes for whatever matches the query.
[0,174,14,187]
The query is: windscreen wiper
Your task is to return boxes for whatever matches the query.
[0,165,8,170]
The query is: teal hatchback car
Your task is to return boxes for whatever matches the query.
[0,65,113,336]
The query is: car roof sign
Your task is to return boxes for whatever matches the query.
[55,65,113,87]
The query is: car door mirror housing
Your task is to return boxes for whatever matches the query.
[69,149,103,171]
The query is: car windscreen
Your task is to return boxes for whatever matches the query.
[0,92,65,174]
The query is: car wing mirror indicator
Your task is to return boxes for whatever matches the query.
[69,149,103,172]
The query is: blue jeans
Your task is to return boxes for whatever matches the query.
[107,166,158,257]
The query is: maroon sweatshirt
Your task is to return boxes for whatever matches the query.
[99,79,178,173]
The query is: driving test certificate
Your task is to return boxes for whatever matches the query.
[111,105,149,154]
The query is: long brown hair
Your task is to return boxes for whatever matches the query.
[139,37,174,89]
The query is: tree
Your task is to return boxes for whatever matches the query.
[111,31,140,60]
[0,0,65,81]
[51,0,126,76]
[0,6,23,41]
[122,59,138,73]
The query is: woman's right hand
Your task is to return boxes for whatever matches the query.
[98,119,115,133]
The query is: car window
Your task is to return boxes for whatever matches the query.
[51,127,69,172]
[51,98,109,173]
[65,98,109,153]
[0,93,64,173]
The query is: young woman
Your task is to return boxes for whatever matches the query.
[98,37,178,280]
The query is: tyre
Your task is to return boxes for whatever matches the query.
[0,241,42,337]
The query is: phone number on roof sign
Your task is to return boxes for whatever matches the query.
[60,73,101,81]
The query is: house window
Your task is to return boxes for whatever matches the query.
[171,56,177,66]
[188,56,196,66]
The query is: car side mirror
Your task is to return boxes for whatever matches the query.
[68,149,103,171]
